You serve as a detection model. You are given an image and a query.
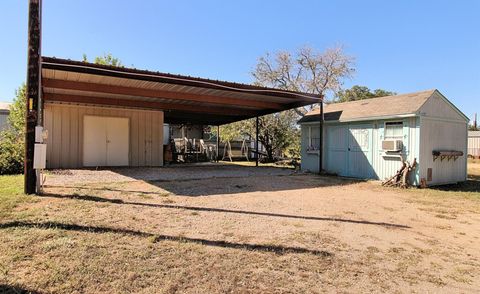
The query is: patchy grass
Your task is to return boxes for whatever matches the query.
[0,225,337,293]
[0,175,37,219]
[405,162,480,209]
[412,184,480,204]
[1,167,480,292]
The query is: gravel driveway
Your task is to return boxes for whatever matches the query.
[44,163,296,186]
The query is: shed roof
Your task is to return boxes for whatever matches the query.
[0,102,11,113]
[41,57,321,125]
[470,131,480,137]
[298,89,437,123]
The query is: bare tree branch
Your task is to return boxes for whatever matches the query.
[252,45,355,117]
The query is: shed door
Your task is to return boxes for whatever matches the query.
[326,125,348,175]
[83,116,129,167]
[347,124,373,178]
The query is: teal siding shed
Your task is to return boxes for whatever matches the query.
[299,90,468,186]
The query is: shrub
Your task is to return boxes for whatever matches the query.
[0,130,24,174]
[0,84,26,175]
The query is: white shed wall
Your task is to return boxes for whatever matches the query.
[417,91,468,185]
[419,91,466,121]
[44,103,164,169]
[419,117,467,185]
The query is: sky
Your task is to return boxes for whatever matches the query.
[1,0,479,121]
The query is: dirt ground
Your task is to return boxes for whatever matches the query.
[1,163,479,293]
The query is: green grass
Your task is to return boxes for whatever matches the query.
[0,174,35,219]
[405,162,480,210]
[413,187,480,204]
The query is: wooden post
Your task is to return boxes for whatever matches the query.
[255,116,259,167]
[25,0,42,194]
[318,101,324,174]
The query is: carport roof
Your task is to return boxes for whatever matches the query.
[41,57,322,125]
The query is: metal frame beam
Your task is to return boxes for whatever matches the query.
[318,101,324,174]
[42,78,284,110]
[216,125,220,162]
[43,93,257,116]
[256,116,259,167]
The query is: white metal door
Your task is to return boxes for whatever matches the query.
[83,116,108,166]
[83,116,129,167]
[106,117,129,166]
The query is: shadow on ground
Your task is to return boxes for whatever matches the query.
[431,177,480,193]
[39,192,410,229]
[46,165,361,196]
[0,284,41,294]
[0,221,331,256]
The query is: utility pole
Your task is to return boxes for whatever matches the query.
[25,0,42,194]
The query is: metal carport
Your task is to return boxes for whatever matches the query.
[24,0,323,193]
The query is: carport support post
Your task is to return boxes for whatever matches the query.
[318,100,324,174]
[25,0,42,194]
[216,125,220,162]
[255,116,259,167]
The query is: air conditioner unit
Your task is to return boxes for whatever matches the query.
[382,139,403,152]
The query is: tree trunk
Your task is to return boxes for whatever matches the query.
[266,146,274,162]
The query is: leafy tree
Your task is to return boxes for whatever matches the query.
[82,53,123,66]
[0,84,26,174]
[253,45,355,115]
[216,46,354,160]
[335,85,396,103]
[216,110,300,162]
[216,46,355,161]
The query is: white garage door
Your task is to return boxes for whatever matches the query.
[83,116,129,167]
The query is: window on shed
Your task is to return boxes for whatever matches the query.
[384,122,403,140]
[307,126,320,151]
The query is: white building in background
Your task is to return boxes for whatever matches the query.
[469,131,480,158]
[0,102,11,132]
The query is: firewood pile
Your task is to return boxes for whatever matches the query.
[382,158,417,188]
